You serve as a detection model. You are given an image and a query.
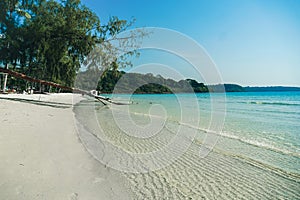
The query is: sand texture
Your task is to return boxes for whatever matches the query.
[1,94,300,200]
[0,94,132,200]
[76,101,300,200]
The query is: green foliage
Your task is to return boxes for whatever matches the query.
[97,70,124,93]
[186,79,208,93]
[224,84,245,92]
[134,83,172,94]
[0,0,140,91]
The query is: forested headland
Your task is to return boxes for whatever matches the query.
[84,69,244,94]
[89,70,300,94]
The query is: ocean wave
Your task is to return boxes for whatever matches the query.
[211,147,300,183]
[108,104,300,159]
[218,131,300,158]
[78,101,300,183]
[176,121,300,181]
[246,101,300,106]
[167,118,300,158]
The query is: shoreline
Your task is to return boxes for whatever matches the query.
[0,94,132,200]
[1,93,300,199]
[76,97,300,199]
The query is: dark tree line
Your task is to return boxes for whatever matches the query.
[0,0,140,92]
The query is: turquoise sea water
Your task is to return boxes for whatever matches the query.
[75,91,300,198]
[106,91,300,175]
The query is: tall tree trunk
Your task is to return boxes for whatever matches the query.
[2,63,8,92]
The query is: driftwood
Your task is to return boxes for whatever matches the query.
[0,67,129,105]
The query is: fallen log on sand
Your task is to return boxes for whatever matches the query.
[0,68,129,105]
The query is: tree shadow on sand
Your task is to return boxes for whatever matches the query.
[0,97,72,109]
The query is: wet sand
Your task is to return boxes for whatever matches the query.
[75,99,300,199]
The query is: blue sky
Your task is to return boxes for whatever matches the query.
[81,0,300,86]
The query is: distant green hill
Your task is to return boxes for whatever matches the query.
[97,70,206,94]
[96,70,246,93]
[208,84,245,92]
[244,86,300,92]
[77,69,300,94]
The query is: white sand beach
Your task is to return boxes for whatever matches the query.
[0,94,132,200]
[1,93,300,200]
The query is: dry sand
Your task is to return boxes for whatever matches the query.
[0,94,132,200]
